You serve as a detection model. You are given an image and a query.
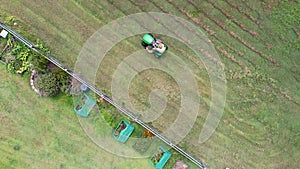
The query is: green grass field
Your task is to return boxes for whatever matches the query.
[0,0,299,168]
[0,65,154,169]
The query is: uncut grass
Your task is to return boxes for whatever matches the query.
[0,65,153,169]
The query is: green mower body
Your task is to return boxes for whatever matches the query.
[142,33,155,45]
[142,33,168,58]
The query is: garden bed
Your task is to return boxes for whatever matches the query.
[113,120,127,137]
[150,146,172,169]
[75,95,87,111]
[151,147,165,165]
[172,161,189,169]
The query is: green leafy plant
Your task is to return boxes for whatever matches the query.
[35,39,51,54]
[5,39,51,74]
[6,42,31,74]
[34,73,59,96]
[52,68,71,94]
[28,54,49,73]
[4,16,15,25]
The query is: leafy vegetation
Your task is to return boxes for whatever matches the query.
[0,27,71,97]
[97,101,132,129]
[6,40,31,74]
[32,69,71,96]
[34,73,59,96]
[28,54,49,73]
[51,68,71,94]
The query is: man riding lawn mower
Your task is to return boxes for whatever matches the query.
[141,33,168,58]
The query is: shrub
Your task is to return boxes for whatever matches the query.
[6,42,31,74]
[4,16,15,26]
[34,73,59,96]
[28,39,50,73]
[51,68,71,94]
[4,38,50,74]
[29,54,49,73]
[34,69,71,96]
[35,39,51,54]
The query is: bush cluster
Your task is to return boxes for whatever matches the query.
[2,35,71,97]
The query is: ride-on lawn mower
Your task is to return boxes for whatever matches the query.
[141,33,168,58]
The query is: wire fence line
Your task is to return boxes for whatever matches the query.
[0,20,209,169]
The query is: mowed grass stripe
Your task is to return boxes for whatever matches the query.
[19,0,88,45]
[14,0,89,66]
[66,0,104,28]
[143,0,251,67]
[73,0,125,23]
[151,0,257,67]
[173,0,267,65]
[56,1,97,38]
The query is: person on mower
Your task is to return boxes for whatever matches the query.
[141,33,168,58]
